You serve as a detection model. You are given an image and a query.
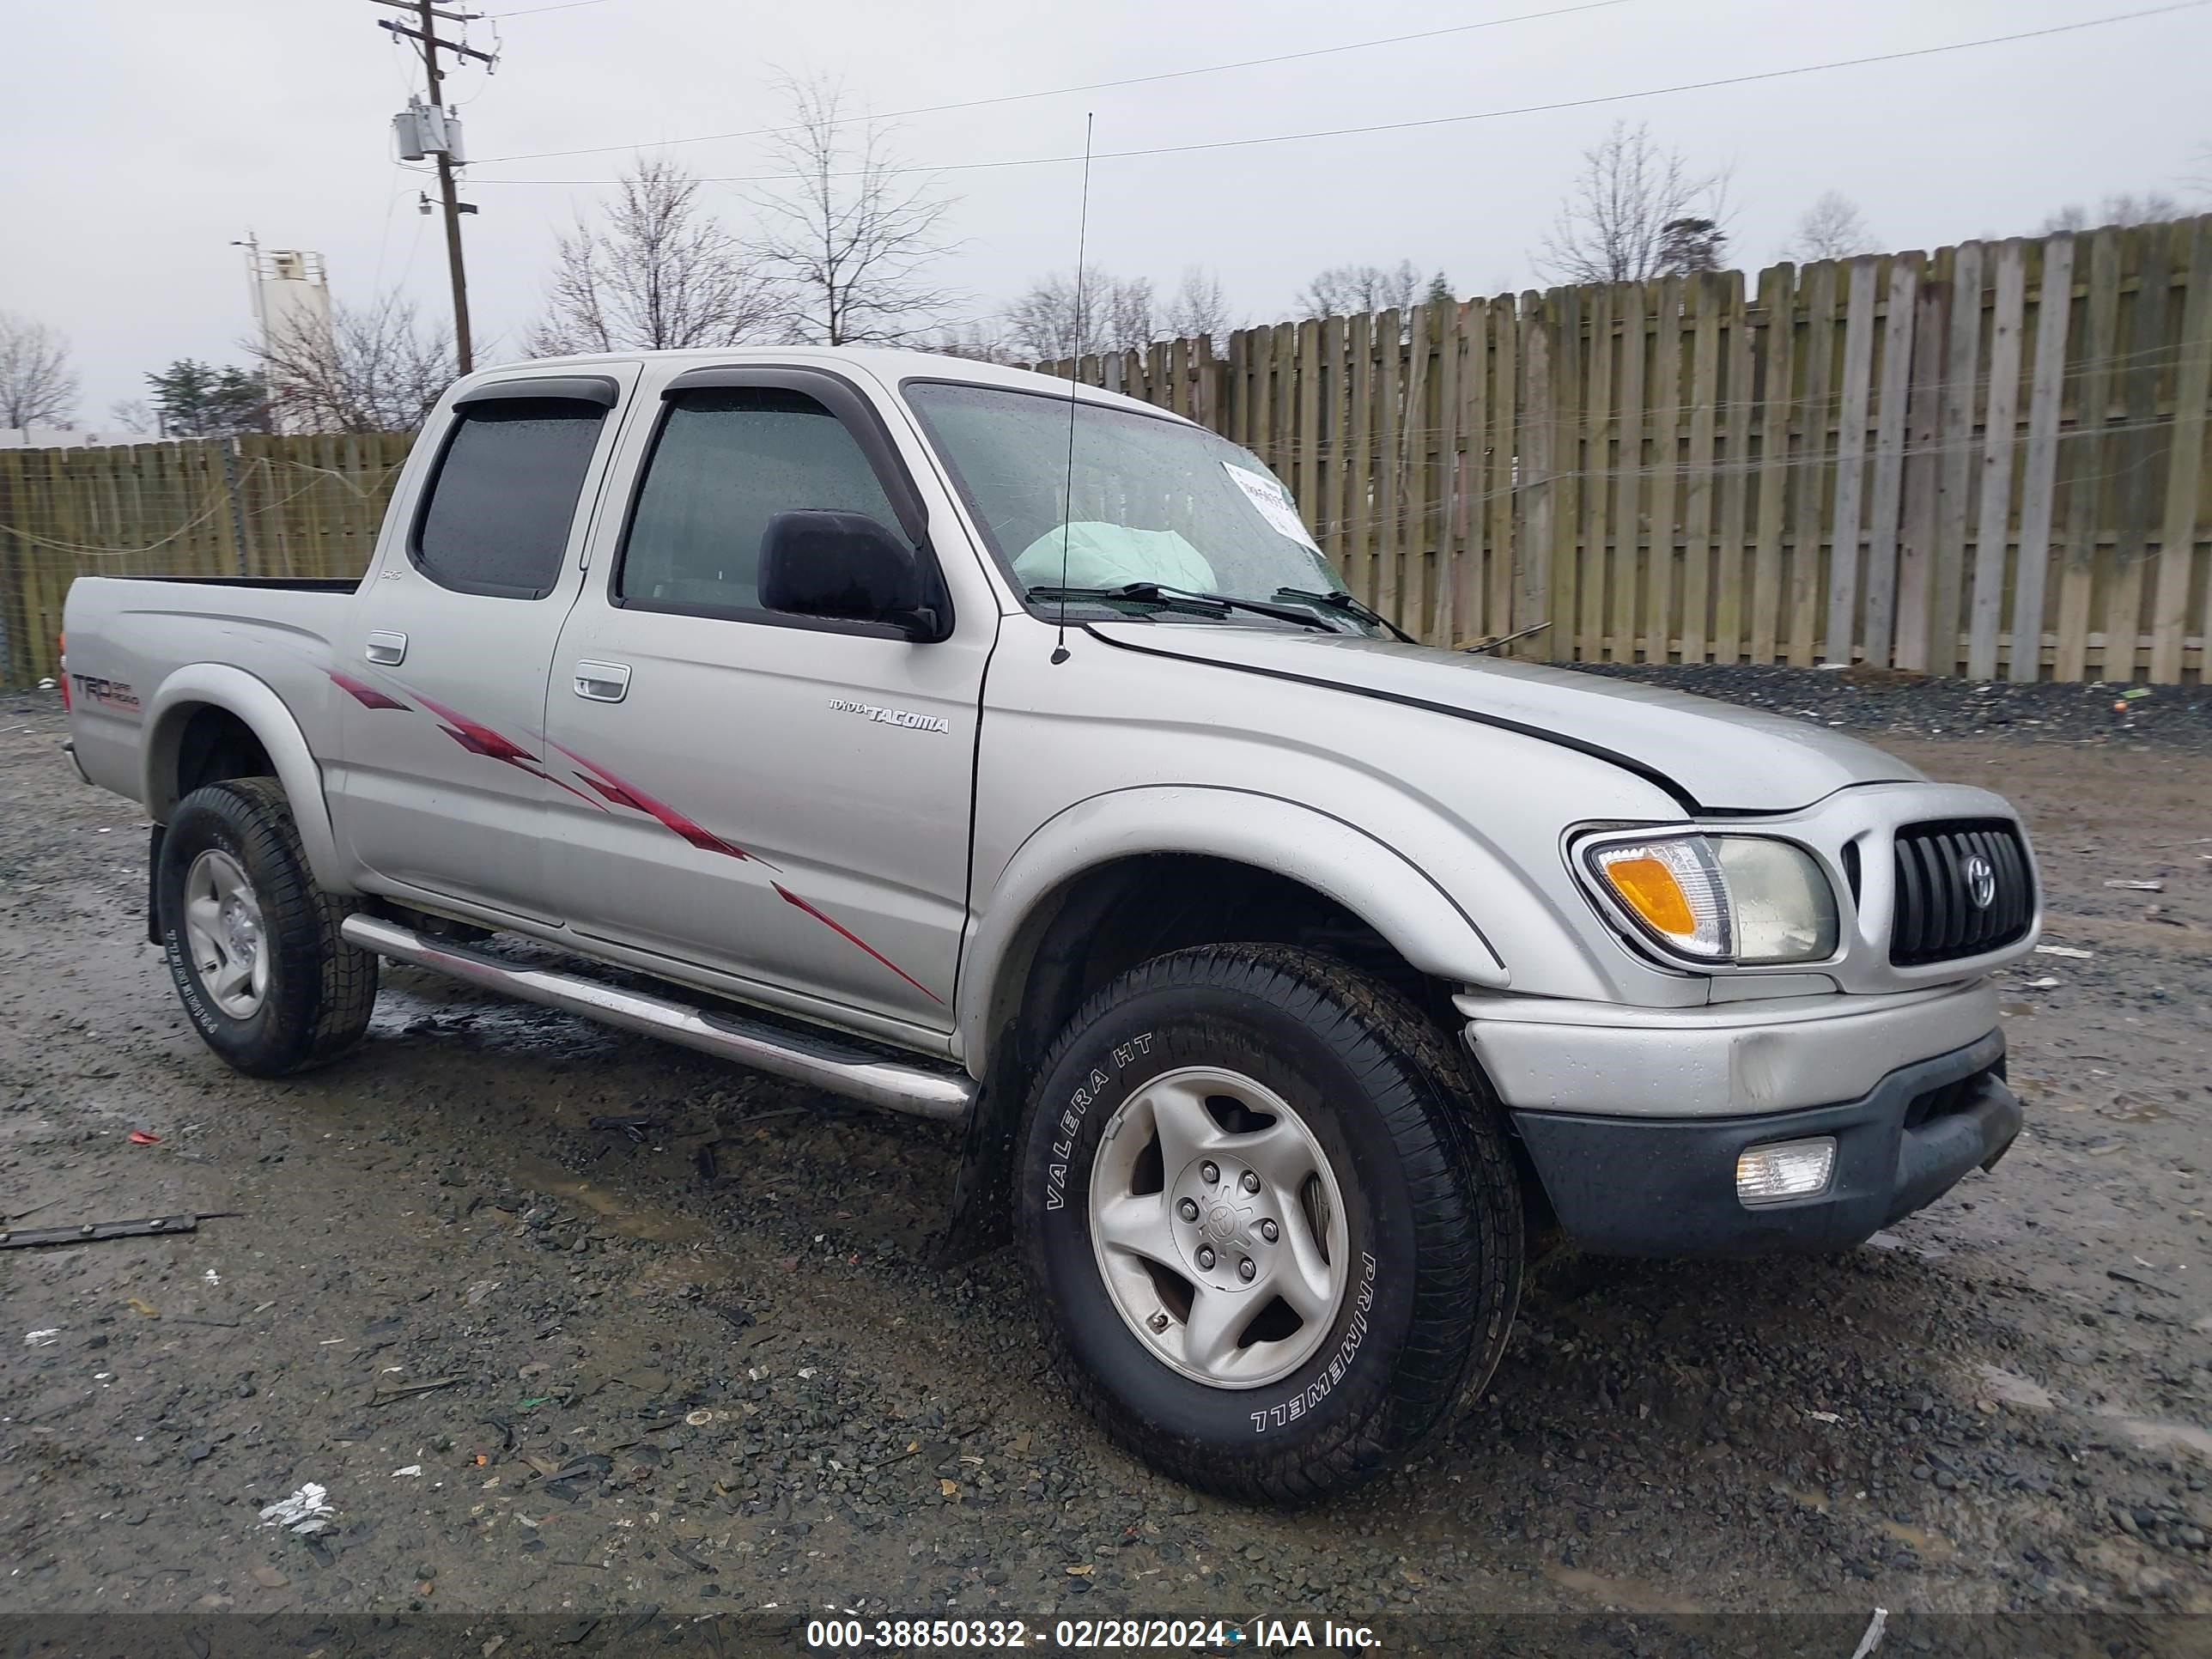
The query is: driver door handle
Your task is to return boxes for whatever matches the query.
[364,630,408,665]
[573,660,632,702]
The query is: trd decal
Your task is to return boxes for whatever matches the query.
[329,661,938,1002]
[544,741,772,868]
[772,883,942,1004]
[70,673,141,714]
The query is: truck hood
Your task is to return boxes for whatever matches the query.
[1087,624,1922,812]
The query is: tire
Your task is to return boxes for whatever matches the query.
[1016,944,1522,1503]
[157,777,377,1078]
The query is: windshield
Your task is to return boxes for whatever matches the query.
[902,380,1368,629]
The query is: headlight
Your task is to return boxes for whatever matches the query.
[1583,834,1839,966]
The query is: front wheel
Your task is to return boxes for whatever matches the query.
[1016,945,1522,1503]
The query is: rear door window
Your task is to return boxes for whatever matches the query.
[413,398,608,599]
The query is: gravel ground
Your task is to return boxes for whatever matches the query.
[3,675,2210,1652]
[1580,662,2212,753]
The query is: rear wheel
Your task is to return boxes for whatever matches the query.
[158,778,377,1077]
[1017,945,1522,1503]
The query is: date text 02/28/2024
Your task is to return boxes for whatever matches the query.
[804,1616,1383,1650]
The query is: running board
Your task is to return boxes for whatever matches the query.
[340,914,975,1125]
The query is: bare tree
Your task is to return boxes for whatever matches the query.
[0,312,79,430]
[747,76,961,345]
[107,398,156,435]
[1534,121,1731,284]
[252,293,452,434]
[1006,270,1161,361]
[527,156,779,355]
[1783,191,1875,262]
[931,319,1018,364]
[1163,266,1235,338]
[2041,191,2182,234]
[1296,260,1424,319]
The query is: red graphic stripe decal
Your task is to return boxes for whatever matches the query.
[323,662,927,1002]
[773,882,942,1004]
[409,689,547,769]
[546,741,772,868]
[328,669,409,711]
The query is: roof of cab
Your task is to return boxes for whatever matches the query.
[451,344,1194,425]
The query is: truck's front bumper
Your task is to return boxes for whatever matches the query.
[1458,981,2021,1255]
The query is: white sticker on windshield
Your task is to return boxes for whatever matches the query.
[1224,464,1321,552]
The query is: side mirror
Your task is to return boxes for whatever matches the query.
[758,510,945,641]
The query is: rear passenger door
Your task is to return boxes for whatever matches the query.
[541,362,996,1035]
[335,370,637,922]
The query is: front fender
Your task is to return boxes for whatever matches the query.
[957,784,1513,1063]
[143,662,353,894]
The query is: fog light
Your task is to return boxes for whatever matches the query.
[1735,1137,1837,1206]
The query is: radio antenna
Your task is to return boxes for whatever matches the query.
[1049,112,1095,667]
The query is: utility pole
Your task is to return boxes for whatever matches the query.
[374,0,494,375]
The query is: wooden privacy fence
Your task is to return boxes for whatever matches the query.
[1042,216,2212,684]
[0,433,411,686]
[5,220,2209,687]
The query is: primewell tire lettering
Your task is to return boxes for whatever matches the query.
[1042,1032,1152,1212]
[1251,1251,1378,1434]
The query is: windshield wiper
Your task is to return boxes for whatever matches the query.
[1273,586,1416,643]
[1027,582,1332,631]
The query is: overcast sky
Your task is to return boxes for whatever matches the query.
[8,0,2208,425]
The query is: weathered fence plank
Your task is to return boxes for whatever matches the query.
[2057,228,2124,680]
[2010,236,2074,680]
[1681,274,1722,663]
[1824,257,1879,665]
[2153,218,2212,682]
[1967,240,2027,680]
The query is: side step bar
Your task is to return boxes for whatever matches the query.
[339,914,975,1125]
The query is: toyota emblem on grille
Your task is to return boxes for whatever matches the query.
[1963,854,1997,910]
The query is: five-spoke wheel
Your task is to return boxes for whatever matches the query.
[180,848,270,1018]
[1090,1066,1348,1389]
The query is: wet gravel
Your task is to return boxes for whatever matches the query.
[3,687,2209,1646]
[1579,662,2212,752]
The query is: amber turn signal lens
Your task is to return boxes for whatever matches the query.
[1600,854,1694,936]
[1589,837,1731,958]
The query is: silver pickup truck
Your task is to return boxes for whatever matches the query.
[60,347,2033,1500]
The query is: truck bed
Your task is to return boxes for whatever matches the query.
[61,574,362,807]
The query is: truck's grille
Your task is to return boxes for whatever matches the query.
[1889,820,2034,966]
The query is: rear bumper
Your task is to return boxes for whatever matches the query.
[1508,1030,2021,1255]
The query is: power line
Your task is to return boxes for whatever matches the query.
[471,0,1639,167]
[485,0,611,15]
[468,1,2212,188]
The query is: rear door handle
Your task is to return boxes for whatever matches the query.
[572,660,632,702]
[364,630,407,666]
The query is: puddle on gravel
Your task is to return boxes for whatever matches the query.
[2100,1414,2212,1462]
[1876,1519,1955,1561]
[1543,1565,1701,1614]
[509,1152,708,1243]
